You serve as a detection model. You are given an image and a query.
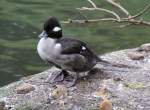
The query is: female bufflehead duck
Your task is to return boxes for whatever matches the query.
[37,17,108,87]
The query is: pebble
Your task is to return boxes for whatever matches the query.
[99,99,112,110]
[140,43,150,51]
[93,88,107,99]
[50,85,68,99]
[16,83,35,94]
[127,52,144,60]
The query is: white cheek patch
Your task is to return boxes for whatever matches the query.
[52,27,61,32]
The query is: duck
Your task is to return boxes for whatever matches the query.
[37,16,111,87]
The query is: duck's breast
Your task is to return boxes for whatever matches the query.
[37,37,60,61]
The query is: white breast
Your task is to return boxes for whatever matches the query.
[37,37,61,61]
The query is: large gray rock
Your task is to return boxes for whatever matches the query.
[0,45,150,110]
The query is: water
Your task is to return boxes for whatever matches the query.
[0,0,150,86]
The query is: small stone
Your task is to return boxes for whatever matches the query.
[50,85,68,99]
[113,77,122,81]
[140,43,150,51]
[99,99,112,110]
[16,83,35,94]
[93,87,107,98]
[127,52,144,60]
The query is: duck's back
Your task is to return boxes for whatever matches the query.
[57,38,99,71]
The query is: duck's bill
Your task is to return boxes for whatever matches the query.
[38,31,48,38]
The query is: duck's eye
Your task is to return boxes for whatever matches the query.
[52,27,61,32]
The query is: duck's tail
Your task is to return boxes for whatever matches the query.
[96,57,137,69]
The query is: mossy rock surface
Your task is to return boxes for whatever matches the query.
[1,47,150,110]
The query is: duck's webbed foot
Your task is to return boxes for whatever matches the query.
[46,70,78,87]
[46,70,65,83]
[62,72,78,87]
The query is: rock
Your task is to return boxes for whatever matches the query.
[92,87,107,98]
[0,47,150,110]
[127,51,144,60]
[16,83,35,94]
[50,85,68,99]
[140,43,150,51]
[99,99,112,110]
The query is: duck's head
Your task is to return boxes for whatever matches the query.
[39,16,62,39]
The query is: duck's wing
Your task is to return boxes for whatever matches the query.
[56,38,101,72]
[57,38,86,54]
[57,38,100,60]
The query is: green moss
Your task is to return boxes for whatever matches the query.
[124,82,145,89]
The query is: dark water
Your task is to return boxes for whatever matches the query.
[0,0,150,86]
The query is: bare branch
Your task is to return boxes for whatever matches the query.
[62,0,150,27]
[87,0,97,8]
[77,7,120,20]
[61,18,117,24]
[62,18,150,26]
[106,0,131,17]
[77,0,120,20]
[125,3,150,20]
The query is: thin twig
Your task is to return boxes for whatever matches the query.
[85,0,120,20]
[61,18,116,24]
[61,18,150,26]
[87,0,97,8]
[125,3,150,20]
[62,0,150,27]
[77,7,120,20]
[106,0,131,17]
